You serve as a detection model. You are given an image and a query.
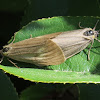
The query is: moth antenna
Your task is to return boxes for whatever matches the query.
[88,40,94,60]
[79,22,84,29]
[93,20,99,30]
[8,58,19,68]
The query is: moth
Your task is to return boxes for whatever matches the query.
[0,22,100,66]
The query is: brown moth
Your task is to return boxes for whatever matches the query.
[0,23,100,66]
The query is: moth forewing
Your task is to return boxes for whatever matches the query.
[2,32,66,66]
[52,28,99,60]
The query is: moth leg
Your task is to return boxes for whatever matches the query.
[0,56,4,63]
[93,20,99,30]
[88,40,94,60]
[8,58,19,68]
[0,50,4,63]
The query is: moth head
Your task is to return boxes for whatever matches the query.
[2,46,12,56]
[83,20,100,42]
[0,47,11,63]
[83,29,99,38]
[3,47,10,52]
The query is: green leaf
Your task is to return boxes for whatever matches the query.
[0,16,100,83]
